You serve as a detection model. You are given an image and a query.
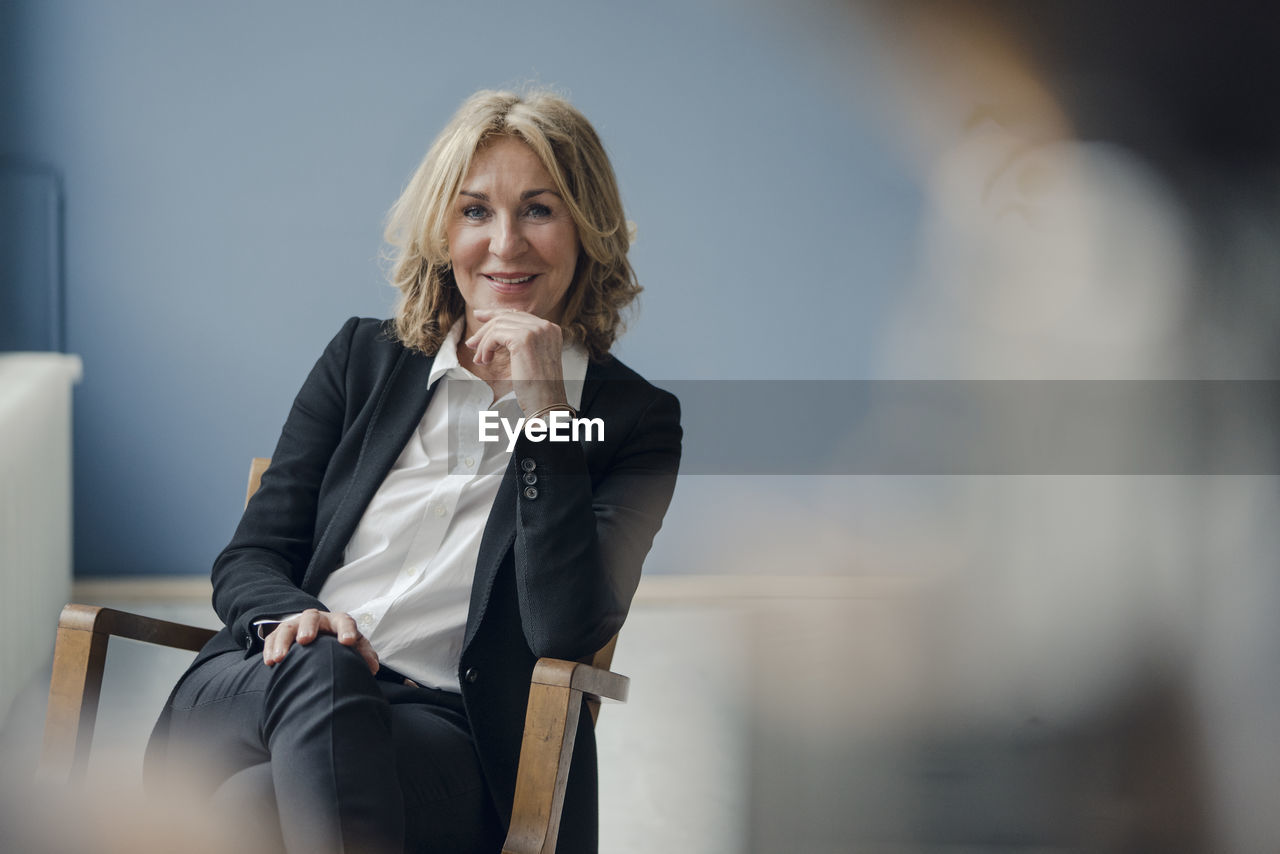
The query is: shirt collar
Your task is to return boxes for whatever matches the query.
[428,318,588,410]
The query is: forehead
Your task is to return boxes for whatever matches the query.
[462,136,554,187]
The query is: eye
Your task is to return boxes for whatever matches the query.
[461,204,489,221]
[524,203,552,220]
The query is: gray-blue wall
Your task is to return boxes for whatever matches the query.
[6,0,921,576]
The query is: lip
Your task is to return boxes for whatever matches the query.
[483,272,538,293]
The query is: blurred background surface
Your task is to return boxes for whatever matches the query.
[0,0,920,579]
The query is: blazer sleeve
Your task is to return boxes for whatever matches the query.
[508,385,682,660]
[210,317,360,648]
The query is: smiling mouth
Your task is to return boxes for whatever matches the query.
[484,274,536,285]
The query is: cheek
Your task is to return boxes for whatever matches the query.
[553,228,580,274]
[447,232,482,271]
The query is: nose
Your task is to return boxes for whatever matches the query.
[489,214,526,259]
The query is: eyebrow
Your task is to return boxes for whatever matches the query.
[458,188,560,201]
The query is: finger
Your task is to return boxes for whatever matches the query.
[295,609,321,644]
[481,320,532,365]
[464,319,490,350]
[465,322,486,357]
[265,620,298,666]
[356,637,380,674]
[472,325,504,365]
[472,308,526,323]
[479,334,507,365]
[328,612,360,645]
[468,311,530,353]
[466,323,503,359]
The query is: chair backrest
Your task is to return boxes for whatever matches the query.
[244,458,618,722]
[246,456,270,509]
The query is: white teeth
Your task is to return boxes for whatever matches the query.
[488,275,533,285]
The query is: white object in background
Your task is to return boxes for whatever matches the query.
[0,353,82,725]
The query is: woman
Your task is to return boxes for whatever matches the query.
[147,89,682,854]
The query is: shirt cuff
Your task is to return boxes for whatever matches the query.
[252,613,303,639]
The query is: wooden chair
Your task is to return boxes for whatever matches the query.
[41,457,628,854]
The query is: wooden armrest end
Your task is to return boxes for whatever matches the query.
[57,603,217,652]
[530,658,629,704]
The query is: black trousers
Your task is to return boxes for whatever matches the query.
[162,635,502,854]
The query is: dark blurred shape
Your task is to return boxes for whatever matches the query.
[867,0,1280,376]
[1005,4,1269,170]
[871,0,1280,172]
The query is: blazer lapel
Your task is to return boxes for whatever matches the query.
[463,460,517,652]
[303,347,437,591]
[574,356,609,418]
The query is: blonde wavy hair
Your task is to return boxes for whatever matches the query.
[384,89,640,360]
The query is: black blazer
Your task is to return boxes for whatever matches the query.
[149,317,682,851]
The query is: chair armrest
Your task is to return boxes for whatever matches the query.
[54,603,218,651]
[40,604,217,783]
[502,658,629,854]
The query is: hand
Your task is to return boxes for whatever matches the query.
[465,309,570,414]
[262,608,380,674]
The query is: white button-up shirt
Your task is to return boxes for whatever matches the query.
[314,321,587,691]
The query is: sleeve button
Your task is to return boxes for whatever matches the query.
[522,472,537,485]
[464,667,479,683]
[520,458,536,472]
[523,486,539,500]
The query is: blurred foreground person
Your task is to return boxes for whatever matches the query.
[749,3,1279,852]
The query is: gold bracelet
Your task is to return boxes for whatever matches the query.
[526,402,577,422]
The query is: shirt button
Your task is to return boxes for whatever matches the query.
[522,472,537,485]
[464,667,479,684]
[433,503,447,517]
[357,613,374,631]
[464,456,475,468]
[520,458,536,472]
[523,486,539,500]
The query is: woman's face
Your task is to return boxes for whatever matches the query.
[446,136,580,332]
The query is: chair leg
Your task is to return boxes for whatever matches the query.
[502,682,582,854]
[39,621,109,783]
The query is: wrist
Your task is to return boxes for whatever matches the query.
[526,402,577,422]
